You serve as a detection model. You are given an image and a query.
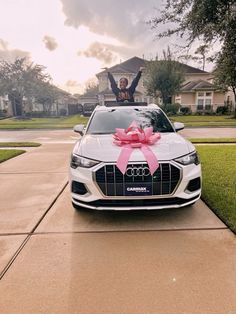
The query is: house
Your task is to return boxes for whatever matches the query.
[77,86,99,115]
[94,56,228,113]
[0,95,10,116]
[4,87,78,117]
[96,56,153,105]
[177,80,225,113]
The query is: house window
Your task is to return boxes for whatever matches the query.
[197,92,204,97]
[196,91,213,111]
[197,99,204,110]
[205,99,212,111]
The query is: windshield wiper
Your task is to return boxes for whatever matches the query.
[158,129,174,133]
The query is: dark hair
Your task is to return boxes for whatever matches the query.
[120,77,128,85]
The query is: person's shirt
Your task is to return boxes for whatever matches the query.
[108,71,142,102]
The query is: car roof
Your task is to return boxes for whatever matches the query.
[94,103,161,112]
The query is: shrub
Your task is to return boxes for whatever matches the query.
[216,106,229,115]
[204,111,215,115]
[59,108,67,116]
[26,111,53,118]
[161,103,180,115]
[0,109,7,117]
[180,106,191,115]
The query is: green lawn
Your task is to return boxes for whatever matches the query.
[0,149,25,163]
[189,138,236,143]
[0,142,41,147]
[0,114,235,129]
[170,115,236,127]
[0,115,89,129]
[197,145,236,233]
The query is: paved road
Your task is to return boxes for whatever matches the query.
[0,130,236,313]
[0,127,235,144]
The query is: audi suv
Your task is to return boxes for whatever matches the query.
[70,103,201,210]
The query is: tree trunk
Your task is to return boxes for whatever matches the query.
[8,92,23,116]
[16,96,23,116]
[233,88,236,118]
[202,55,206,71]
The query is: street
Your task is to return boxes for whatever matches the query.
[0,129,236,313]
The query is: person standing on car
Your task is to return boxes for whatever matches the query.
[105,67,144,102]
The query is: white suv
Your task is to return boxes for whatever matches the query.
[70,103,201,210]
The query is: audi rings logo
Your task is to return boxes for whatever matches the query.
[126,166,150,177]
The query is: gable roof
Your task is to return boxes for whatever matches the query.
[177,63,208,74]
[97,56,208,76]
[181,80,216,92]
[97,57,146,75]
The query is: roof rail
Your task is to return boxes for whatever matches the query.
[104,102,148,107]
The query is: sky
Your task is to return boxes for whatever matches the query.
[0,0,215,94]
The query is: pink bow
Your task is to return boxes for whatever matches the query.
[113,121,161,175]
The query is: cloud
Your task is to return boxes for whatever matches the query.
[42,35,58,51]
[60,0,159,44]
[78,42,119,64]
[65,80,80,87]
[60,0,213,71]
[0,39,30,62]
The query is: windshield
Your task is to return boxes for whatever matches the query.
[86,108,174,134]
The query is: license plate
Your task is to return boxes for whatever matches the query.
[125,183,152,196]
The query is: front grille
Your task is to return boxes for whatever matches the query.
[95,163,181,196]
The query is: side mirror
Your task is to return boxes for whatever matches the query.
[73,124,85,135]
[173,122,185,132]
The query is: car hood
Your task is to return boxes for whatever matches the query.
[73,133,195,162]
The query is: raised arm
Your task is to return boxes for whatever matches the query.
[129,68,143,93]
[107,71,119,94]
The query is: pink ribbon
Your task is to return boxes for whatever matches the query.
[113,121,161,175]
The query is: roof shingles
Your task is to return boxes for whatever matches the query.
[97,56,208,76]
[181,80,216,92]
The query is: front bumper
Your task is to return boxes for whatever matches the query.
[69,161,201,210]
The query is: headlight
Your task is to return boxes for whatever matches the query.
[70,154,100,169]
[174,151,200,165]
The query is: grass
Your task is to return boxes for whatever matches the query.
[170,115,236,127]
[196,145,236,233]
[189,138,236,143]
[0,149,25,163]
[0,142,41,147]
[0,114,235,129]
[0,115,89,129]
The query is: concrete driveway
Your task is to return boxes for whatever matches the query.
[0,130,236,314]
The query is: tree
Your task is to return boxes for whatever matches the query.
[178,44,210,71]
[34,82,61,115]
[214,27,236,118]
[150,0,236,45]
[150,0,236,118]
[0,58,50,116]
[84,79,99,95]
[145,49,185,106]
[194,45,210,71]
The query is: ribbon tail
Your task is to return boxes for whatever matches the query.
[116,146,133,174]
[140,145,159,175]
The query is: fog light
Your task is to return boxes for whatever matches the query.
[185,177,201,192]
[72,181,88,195]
